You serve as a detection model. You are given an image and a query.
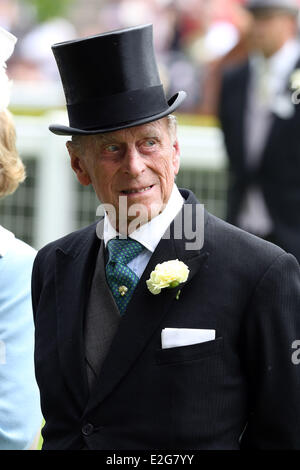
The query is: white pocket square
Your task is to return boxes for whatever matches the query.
[161,328,216,349]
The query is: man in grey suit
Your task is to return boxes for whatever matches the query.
[219,0,300,261]
[32,24,300,450]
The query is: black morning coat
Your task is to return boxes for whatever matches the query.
[219,57,300,262]
[32,189,300,449]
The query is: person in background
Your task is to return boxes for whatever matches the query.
[219,0,300,262]
[0,26,42,450]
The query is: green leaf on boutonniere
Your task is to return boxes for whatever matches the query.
[175,290,181,300]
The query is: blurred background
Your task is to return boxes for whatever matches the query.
[0,0,268,248]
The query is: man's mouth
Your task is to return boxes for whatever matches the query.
[121,185,154,195]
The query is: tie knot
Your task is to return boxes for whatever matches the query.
[107,238,144,265]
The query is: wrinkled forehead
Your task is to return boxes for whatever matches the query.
[93,118,169,144]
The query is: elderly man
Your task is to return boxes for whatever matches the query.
[219,0,300,262]
[32,25,300,450]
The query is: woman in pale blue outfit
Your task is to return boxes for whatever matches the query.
[0,27,42,450]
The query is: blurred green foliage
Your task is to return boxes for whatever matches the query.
[23,0,73,22]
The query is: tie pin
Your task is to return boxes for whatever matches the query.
[118,285,128,296]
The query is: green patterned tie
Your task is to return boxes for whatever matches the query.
[105,238,144,315]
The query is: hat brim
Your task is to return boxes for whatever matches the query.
[49,91,186,136]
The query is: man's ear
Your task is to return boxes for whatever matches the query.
[66,141,91,186]
[172,139,180,176]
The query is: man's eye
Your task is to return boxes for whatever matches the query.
[144,139,156,147]
[105,144,120,152]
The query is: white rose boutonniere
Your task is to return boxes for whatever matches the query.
[146,259,189,299]
[290,69,300,90]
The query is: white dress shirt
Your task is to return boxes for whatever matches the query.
[238,38,300,236]
[103,184,184,278]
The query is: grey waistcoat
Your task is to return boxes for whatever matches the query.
[84,239,121,391]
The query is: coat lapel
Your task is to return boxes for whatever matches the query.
[55,222,101,410]
[85,191,210,413]
[260,56,300,169]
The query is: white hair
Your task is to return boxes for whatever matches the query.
[166,114,177,142]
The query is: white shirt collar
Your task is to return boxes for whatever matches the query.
[0,225,15,257]
[250,39,300,82]
[103,183,184,253]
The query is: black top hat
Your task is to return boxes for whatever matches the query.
[49,24,186,135]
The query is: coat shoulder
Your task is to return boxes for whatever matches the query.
[221,60,249,86]
[205,212,289,271]
[34,220,100,268]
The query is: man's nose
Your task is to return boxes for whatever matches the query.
[122,145,146,177]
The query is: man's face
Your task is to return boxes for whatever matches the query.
[67,117,180,232]
[249,11,297,57]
